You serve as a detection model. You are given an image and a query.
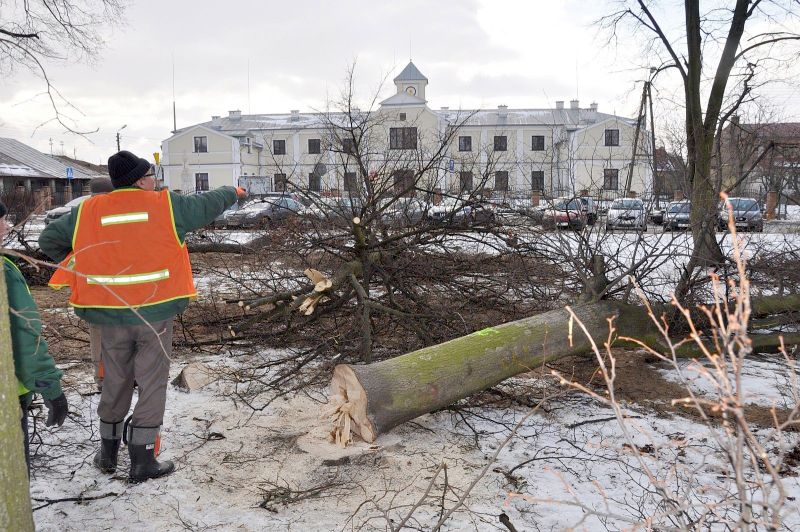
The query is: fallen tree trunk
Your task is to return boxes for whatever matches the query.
[329,301,657,443]
[329,294,800,444]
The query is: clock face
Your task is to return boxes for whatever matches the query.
[405,86,417,96]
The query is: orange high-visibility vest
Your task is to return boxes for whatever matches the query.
[68,189,196,309]
[48,253,75,290]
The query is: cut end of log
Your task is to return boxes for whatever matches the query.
[352,217,361,225]
[329,365,376,444]
[238,300,245,307]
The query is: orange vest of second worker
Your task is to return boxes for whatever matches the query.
[48,189,196,309]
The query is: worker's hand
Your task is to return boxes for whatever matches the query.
[235,187,248,199]
[44,393,69,427]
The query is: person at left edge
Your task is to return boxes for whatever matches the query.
[1,201,68,474]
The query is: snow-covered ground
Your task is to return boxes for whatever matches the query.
[28,350,800,531]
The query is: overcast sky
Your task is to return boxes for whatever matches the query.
[1,0,799,165]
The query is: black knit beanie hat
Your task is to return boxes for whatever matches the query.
[108,150,151,189]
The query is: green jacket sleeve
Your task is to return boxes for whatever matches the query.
[170,187,238,242]
[38,208,78,263]
[5,258,63,400]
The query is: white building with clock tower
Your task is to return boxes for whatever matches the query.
[161,61,652,199]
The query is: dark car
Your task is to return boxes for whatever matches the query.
[223,196,303,228]
[649,206,666,225]
[427,197,495,226]
[662,200,691,231]
[44,195,90,225]
[717,197,763,232]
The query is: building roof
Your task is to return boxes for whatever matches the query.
[738,122,800,141]
[393,61,428,82]
[172,105,632,138]
[0,137,105,180]
[379,92,427,107]
[437,107,631,128]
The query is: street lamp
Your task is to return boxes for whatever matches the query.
[116,124,127,152]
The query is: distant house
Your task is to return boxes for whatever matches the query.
[718,117,800,203]
[0,137,107,211]
[161,62,652,199]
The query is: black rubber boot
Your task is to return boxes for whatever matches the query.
[93,437,121,473]
[128,443,175,483]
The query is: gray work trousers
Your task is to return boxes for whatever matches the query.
[96,319,173,427]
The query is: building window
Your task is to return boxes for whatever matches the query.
[604,129,620,147]
[195,173,209,191]
[531,135,545,151]
[193,136,208,153]
[344,171,357,192]
[342,138,356,154]
[399,113,407,121]
[493,135,507,151]
[603,169,619,190]
[389,127,418,150]
[531,171,545,191]
[494,171,509,192]
[393,170,415,195]
[459,171,473,192]
[274,173,287,192]
[308,139,321,154]
[308,173,321,192]
[458,136,472,152]
[273,139,286,155]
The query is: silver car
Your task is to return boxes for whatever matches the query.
[717,197,763,232]
[605,198,646,231]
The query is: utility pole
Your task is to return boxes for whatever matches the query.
[59,141,64,156]
[116,124,127,152]
[48,138,53,155]
[625,81,649,196]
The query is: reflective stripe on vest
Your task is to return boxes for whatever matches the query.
[18,380,29,396]
[100,212,149,226]
[68,189,196,309]
[87,269,170,285]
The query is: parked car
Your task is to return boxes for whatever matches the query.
[662,200,691,232]
[427,197,496,226]
[649,206,666,225]
[605,198,646,231]
[379,197,429,227]
[44,194,91,225]
[542,197,586,230]
[223,196,303,228]
[717,197,763,232]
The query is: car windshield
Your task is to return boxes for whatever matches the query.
[610,199,643,210]
[727,198,758,211]
[64,195,90,208]
[668,202,691,213]
[239,201,272,212]
[553,198,581,210]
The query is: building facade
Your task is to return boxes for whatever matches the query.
[161,62,652,199]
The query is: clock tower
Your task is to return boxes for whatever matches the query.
[393,61,428,101]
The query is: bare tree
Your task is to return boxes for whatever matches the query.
[600,0,800,296]
[0,0,125,132]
